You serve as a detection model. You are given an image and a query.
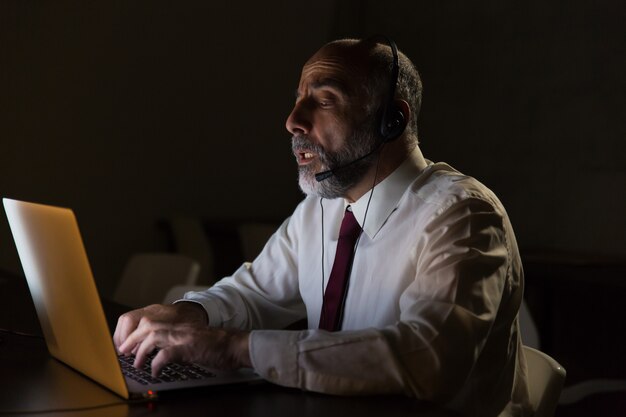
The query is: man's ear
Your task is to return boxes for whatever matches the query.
[396,99,411,126]
[381,99,411,142]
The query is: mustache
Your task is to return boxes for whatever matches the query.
[291,135,332,167]
[291,135,324,154]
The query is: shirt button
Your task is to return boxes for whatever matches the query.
[267,367,278,380]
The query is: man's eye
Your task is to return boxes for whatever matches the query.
[319,100,333,108]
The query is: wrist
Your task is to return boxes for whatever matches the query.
[230,331,252,368]
[176,301,209,326]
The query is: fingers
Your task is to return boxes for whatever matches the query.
[117,317,152,356]
[133,335,184,378]
[113,310,142,350]
[121,326,170,374]
[150,347,179,377]
[118,319,185,375]
[113,305,164,350]
[117,328,141,356]
[132,331,158,370]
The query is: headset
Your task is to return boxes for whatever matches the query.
[376,35,407,143]
[314,35,407,182]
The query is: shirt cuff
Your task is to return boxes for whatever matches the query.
[171,298,216,327]
[177,292,228,328]
[249,330,302,388]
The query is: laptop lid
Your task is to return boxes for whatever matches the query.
[3,198,260,400]
[3,198,130,399]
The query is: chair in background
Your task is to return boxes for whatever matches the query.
[165,216,279,286]
[523,346,566,417]
[520,299,626,406]
[167,217,216,285]
[158,218,279,306]
[558,378,626,405]
[113,253,200,308]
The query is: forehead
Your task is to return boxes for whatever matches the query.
[298,47,369,95]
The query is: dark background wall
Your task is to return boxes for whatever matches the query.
[1,0,624,297]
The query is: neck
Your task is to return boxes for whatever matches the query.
[342,141,426,203]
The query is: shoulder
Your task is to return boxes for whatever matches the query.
[407,162,506,218]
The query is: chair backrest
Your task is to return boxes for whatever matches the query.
[113,253,200,308]
[519,299,540,349]
[523,345,566,417]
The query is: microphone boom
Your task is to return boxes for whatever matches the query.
[314,142,383,182]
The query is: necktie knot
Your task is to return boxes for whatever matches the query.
[339,208,362,241]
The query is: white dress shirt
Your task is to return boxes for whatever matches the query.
[183,149,531,417]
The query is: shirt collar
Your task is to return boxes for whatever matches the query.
[348,148,428,239]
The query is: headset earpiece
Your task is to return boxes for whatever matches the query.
[374,36,407,143]
[380,104,407,142]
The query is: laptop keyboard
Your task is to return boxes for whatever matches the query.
[119,352,216,385]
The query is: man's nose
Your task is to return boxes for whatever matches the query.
[285,101,311,136]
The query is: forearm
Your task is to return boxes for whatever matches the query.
[182,265,306,330]
[248,300,500,401]
[249,328,411,396]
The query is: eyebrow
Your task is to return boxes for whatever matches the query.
[295,78,352,99]
[311,78,350,95]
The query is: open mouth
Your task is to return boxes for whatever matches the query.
[295,150,317,165]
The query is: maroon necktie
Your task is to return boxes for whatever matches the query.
[319,207,362,331]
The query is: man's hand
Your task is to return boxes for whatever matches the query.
[113,302,208,351]
[114,303,251,377]
[119,324,251,377]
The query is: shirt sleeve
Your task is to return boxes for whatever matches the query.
[182,216,307,330]
[248,197,517,403]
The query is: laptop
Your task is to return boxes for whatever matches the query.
[3,197,260,400]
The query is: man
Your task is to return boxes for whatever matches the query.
[115,38,531,416]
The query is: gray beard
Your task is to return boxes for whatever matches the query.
[293,126,379,199]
